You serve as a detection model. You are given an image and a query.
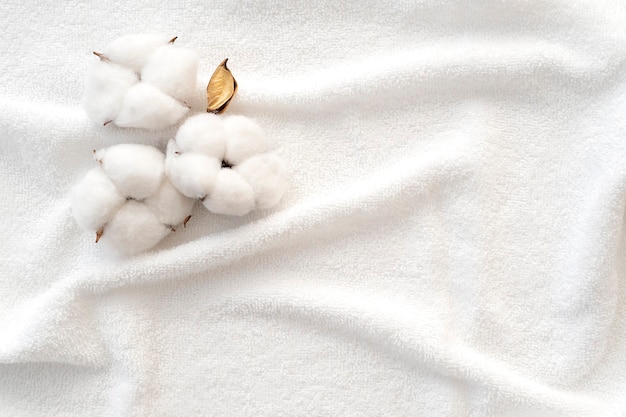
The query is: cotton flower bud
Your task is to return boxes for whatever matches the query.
[83,34,199,130]
[71,144,194,255]
[166,113,288,216]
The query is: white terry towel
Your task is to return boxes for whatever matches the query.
[1,1,626,416]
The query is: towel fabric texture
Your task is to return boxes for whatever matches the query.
[1,1,626,416]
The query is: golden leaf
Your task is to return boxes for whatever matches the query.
[206,58,237,114]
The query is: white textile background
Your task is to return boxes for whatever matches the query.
[1,1,626,416]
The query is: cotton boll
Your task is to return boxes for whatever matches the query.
[85,34,200,130]
[223,115,273,165]
[83,60,138,124]
[144,179,194,226]
[97,144,164,200]
[70,168,125,231]
[72,143,198,254]
[142,44,199,101]
[175,113,226,158]
[235,152,288,209]
[103,34,171,73]
[203,169,255,216]
[168,114,289,215]
[165,142,221,199]
[115,83,189,130]
[100,201,170,255]
[84,35,198,130]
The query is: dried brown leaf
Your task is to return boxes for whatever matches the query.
[206,58,237,114]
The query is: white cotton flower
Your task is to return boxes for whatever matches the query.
[102,34,172,73]
[166,113,288,216]
[235,152,289,209]
[223,115,272,165]
[141,44,199,101]
[71,144,194,255]
[94,143,164,199]
[114,83,189,130]
[83,34,199,130]
[203,169,255,216]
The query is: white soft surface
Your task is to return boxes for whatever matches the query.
[1,1,626,416]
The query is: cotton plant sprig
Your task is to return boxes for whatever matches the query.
[83,34,199,130]
[71,38,289,254]
[70,144,194,255]
[165,61,288,216]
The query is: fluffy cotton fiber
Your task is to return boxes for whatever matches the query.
[71,144,194,255]
[83,34,198,130]
[166,114,288,216]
